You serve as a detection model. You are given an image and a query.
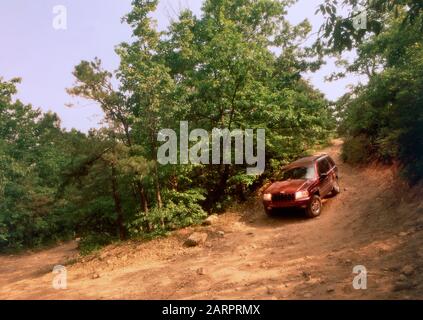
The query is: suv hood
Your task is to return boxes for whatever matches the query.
[265,179,311,194]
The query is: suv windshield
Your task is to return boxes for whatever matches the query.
[282,166,315,180]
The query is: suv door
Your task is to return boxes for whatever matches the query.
[326,155,338,178]
[317,158,332,197]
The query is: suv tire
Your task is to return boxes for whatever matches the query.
[306,195,322,218]
[332,178,341,196]
[265,208,274,217]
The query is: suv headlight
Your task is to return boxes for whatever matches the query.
[263,193,272,201]
[295,190,309,200]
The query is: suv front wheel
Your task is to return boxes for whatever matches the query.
[265,208,274,217]
[306,195,322,218]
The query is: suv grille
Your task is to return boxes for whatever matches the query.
[272,193,295,202]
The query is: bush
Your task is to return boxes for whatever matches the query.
[338,16,423,184]
[78,233,115,256]
[375,130,401,164]
[128,189,207,237]
[342,135,374,164]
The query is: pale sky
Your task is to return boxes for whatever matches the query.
[0,0,363,132]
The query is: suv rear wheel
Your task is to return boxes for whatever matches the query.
[306,195,322,218]
[332,178,341,196]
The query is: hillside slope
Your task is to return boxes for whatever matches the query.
[1,139,422,300]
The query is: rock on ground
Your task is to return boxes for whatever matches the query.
[203,215,219,226]
[185,232,208,247]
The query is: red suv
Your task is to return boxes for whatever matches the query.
[262,154,340,218]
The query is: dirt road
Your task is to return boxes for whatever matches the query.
[1,139,422,300]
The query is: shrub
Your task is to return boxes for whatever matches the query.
[78,233,115,256]
[128,189,207,237]
[342,135,374,164]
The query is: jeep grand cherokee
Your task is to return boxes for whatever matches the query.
[262,154,340,218]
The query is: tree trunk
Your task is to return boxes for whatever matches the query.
[205,164,230,212]
[120,125,149,214]
[151,133,163,209]
[139,183,149,213]
[153,160,163,209]
[134,181,149,213]
[111,164,127,240]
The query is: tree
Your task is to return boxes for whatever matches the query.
[0,78,72,249]
[330,9,423,183]
[156,0,333,209]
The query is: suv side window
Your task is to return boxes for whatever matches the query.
[318,158,330,175]
[327,156,335,168]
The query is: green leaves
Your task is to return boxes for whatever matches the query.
[0,78,74,250]
[128,189,207,236]
[317,0,423,53]
[338,12,423,183]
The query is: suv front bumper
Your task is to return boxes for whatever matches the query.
[263,197,311,210]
